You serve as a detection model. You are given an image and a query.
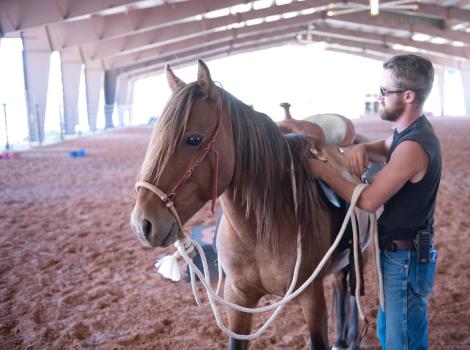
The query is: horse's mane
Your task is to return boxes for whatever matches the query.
[138,82,323,251]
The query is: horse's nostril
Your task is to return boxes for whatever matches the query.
[141,219,152,240]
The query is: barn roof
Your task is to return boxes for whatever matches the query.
[2,1,469,140]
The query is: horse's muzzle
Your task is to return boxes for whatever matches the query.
[130,207,178,248]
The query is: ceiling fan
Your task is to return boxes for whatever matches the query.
[326,0,419,17]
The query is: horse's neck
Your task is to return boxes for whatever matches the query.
[218,191,258,241]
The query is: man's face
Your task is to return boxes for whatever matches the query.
[379,70,406,122]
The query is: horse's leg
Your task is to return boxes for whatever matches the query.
[225,282,260,350]
[332,273,349,350]
[298,281,328,350]
[346,295,359,350]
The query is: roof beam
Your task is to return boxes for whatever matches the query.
[102,12,329,69]
[111,15,470,73]
[325,12,470,44]
[111,28,297,76]
[0,0,139,34]
[80,0,333,61]
[79,1,470,64]
[42,0,245,49]
[310,24,470,60]
[350,0,470,22]
[106,25,303,70]
[326,47,388,63]
[306,34,464,69]
[409,3,470,22]
[325,45,458,70]
[123,34,296,80]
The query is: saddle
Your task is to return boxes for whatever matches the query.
[277,103,371,293]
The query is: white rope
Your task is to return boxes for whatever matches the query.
[137,181,382,340]
[174,184,372,340]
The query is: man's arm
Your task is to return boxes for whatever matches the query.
[309,140,429,213]
[346,135,392,177]
[365,135,393,162]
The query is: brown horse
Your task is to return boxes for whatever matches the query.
[131,60,362,350]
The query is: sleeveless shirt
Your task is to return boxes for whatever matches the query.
[378,115,441,246]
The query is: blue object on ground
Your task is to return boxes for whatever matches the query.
[69,149,87,158]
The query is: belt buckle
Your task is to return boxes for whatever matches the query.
[388,241,397,252]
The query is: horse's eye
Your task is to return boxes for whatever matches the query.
[186,134,203,146]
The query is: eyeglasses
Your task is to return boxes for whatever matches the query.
[379,87,406,96]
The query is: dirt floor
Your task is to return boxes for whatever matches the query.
[1,116,469,349]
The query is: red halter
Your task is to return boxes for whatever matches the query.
[161,107,222,214]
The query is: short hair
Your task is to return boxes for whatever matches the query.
[383,54,434,105]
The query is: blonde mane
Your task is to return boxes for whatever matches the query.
[138,83,324,250]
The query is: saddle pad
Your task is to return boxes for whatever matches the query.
[303,114,355,147]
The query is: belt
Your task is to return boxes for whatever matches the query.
[381,240,415,252]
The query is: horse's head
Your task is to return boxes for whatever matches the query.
[130,60,235,247]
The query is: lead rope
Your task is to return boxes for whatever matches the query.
[136,179,380,340]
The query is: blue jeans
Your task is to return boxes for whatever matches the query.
[377,248,437,350]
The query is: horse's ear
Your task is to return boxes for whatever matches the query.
[197,59,215,98]
[166,64,185,92]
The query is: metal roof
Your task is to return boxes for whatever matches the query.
[2,1,469,141]
[2,0,470,78]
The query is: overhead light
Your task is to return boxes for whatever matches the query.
[451,23,467,31]
[245,18,263,26]
[265,15,281,22]
[276,0,293,5]
[370,0,379,16]
[282,11,298,19]
[327,0,417,18]
[300,8,316,15]
[412,33,431,42]
[430,37,448,44]
[392,44,418,53]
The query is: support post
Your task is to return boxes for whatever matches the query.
[104,70,118,129]
[85,61,104,132]
[127,79,135,125]
[117,75,130,127]
[461,62,470,117]
[21,27,52,144]
[60,47,82,134]
[2,104,9,150]
[435,65,445,117]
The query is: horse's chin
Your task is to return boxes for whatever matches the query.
[159,226,178,247]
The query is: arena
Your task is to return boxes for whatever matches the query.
[1,1,470,349]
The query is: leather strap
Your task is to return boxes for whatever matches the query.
[381,240,415,252]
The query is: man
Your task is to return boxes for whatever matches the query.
[308,54,441,350]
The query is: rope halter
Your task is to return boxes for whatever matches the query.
[134,106,223,280]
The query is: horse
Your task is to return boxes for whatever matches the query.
[131,60,365,350]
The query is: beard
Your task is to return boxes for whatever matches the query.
[379,99,405,122]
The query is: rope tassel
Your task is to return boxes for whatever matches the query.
[155,254,181,281]
[155,236,196,282]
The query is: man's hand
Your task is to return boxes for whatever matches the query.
[346,144,369,177]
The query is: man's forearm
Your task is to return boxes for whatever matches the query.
[364,139,387,163]
[320,165,358,204]
[313,162,376,212]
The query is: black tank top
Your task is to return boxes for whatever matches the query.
[378,115,441,246]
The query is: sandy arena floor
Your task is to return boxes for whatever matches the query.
[1,117,469,349]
